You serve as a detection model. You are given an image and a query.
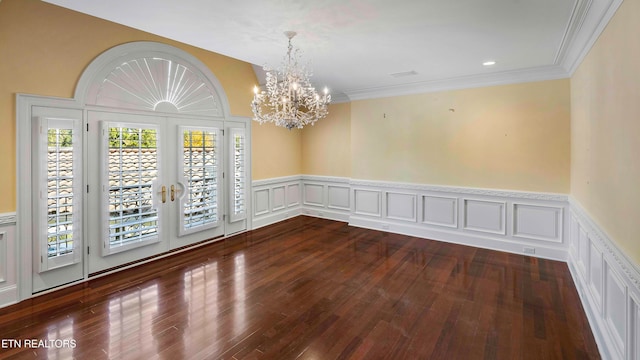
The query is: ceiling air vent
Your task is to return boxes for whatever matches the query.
[390,70,418,78]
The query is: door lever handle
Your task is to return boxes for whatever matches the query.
[161,185,167,203]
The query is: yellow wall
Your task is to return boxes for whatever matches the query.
[349,80,570,192]
[570,0,640,264]
[0,0,300,212]
[301,102,351,177]
[252,125,302,179]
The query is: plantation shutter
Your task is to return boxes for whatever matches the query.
[33,117,83,272]
[229,128,246,222]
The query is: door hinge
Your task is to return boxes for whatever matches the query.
[223,214,226,221]
[87,184,89,193]
[222,129,224,136]
[40,255,43,263]
[87,247,90,255]
[86,123,89,132]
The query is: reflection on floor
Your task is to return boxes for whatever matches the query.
[0,216,600,359]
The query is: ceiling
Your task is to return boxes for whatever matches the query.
[43,0,618,102]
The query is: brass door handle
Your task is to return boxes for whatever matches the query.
[171,185,175,201]
[161,185,167,203]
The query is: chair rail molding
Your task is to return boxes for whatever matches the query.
[568,196,640,360]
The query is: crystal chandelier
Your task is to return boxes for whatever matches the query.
[251,31,331,130]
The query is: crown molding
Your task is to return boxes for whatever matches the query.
[344,0,622,102]
[344,65,570,101]
[559,0,623,74]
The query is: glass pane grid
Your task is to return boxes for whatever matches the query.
[183,130,218,230]
[47,128,75,258]
[108,127,159,248]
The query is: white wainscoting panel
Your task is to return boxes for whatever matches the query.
[287,183,300,207]
[251,176,303,229]
[589,242,604,311]
[605,263,627,359]
[463,199,506,235]
[570,215,580,259]
[300,176,351,222]
[568,197,640,360]
[354,189,382,217]
[328,185,350,211]
[513,203,562,243]
[386,192,417,222]
[303,183,324,207]
[252,176,351,228]
[254,188,270,217]
[422,195,458,228]
[579,227,591,280]
[272,186,286,212]
[348,179,568,261]
[0,231,5,283]
[0,213,17,308]
[631,294,640,360]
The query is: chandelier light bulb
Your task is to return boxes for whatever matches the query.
[251,31,331,130]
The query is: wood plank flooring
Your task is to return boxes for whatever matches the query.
[0,216,600,359]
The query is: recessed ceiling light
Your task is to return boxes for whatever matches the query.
[483,61,496,66]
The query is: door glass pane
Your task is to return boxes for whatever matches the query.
[181,129,218,232]
[107,126,159,250]
[47,128,76,258]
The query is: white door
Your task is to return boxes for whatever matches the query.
[87,111,227,274]
[31,107,84,293]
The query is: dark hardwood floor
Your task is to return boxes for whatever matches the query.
[0,216,600,359]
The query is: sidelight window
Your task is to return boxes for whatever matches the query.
[33,117,82,271]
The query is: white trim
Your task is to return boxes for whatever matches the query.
[349,178,568,201]
[0,213,17,226]
[568,196,640,360]
[253,175,568,259]
[75,42,231,118]
[345,65,570,101]
[253,175,301,187]
[0,214,17,308]
[564,0,624,75]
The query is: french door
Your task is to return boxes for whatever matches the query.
[32,108,248,292]
[86,111,247,274]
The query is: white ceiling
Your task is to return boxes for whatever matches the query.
[43,0,619,102]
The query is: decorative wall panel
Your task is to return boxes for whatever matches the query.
[422,195,458,228]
